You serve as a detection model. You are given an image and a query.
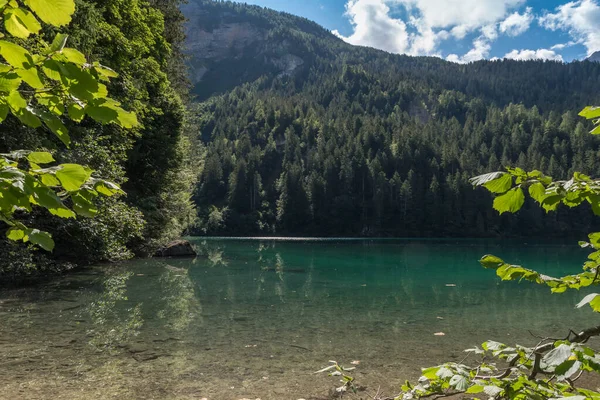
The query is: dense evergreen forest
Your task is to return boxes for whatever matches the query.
[0,0,197,280]
[189,0,600,238]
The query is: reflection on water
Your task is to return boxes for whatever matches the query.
[87,271,143,350]
[0,239,598,399]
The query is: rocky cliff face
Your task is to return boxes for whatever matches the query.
[181,1,311,99]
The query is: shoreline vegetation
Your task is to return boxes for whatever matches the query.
[0,0,198,284]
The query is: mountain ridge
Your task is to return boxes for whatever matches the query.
[183,0,600,238]
[587,51,600,62]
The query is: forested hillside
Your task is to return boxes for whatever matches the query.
[0,0,197,280]
[187,0,600,238]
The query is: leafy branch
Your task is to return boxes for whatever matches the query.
[395,107,600,399]
[0,0,138,251]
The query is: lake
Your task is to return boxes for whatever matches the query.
[0,238,596,399]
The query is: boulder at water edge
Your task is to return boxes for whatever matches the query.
[154,240,197,257]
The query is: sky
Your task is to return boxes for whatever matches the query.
[241,0,600,62]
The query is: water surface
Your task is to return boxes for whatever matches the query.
[0,239,597,399]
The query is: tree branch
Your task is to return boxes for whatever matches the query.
[476,325,600,381]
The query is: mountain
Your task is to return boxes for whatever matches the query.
[182,0,335,101]
[184,0,600,238]
[587,51,600,62]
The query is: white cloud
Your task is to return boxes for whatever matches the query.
[338,0,527,59]
[446,34,493,63]
[504,48,564,61]
[450,25,469,40]
[332,29,344,39]
[550,41,578,50]
[405,15,448,55]
[338,0,410,54]
[539,0,600,56]
[396,0,524,31]
[499,7,533,36]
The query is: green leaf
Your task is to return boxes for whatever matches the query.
[449,375,469,391]
[60,48,86,65]
[542,195,563,212]
[33,186,64,206]
[0,40,32,68]
[71,191,98,217]
[480,255,504,269]
[86,99,138,128]
[116,108,138,128]
[589,232,600,248]
[49,33,68,52]
[493,187,525,214]
[23,0,75,27]
[26,228,54,251]
[421,367,440,380]
[67,103,84,122]
[0,102,8,122]
[579,106,600,120]
[529,182,547,204]
[64,66,98,101]
[85,104,118,124]
[496,264,540,282]
[555,360,582,381]
[483,386,503,397]
[435,366,454,379]
[17,66,44,89]
[470,172,505,187]
[94,180,122,196]
[92,62,118,78]
[588,195,600,216]
[466,385,484,394]
[6,87,26,110]
[542,344,573,370]
[0,71,22,93]
[31,185,74,218]
[563,191,584,208]
[41,59,62,81]
[27,151,54,164]
[4,11,31,39]
[483,173,512,194]
[4,7,41,38]
[0,166,25,179]
[576,293,600,312]
[39,111,70,146]
[40,173,59,186]
[55,163,91,191]
[6,227,25,241]
[36,94,64,116]
[506,166,528,180]
[13,105,41,128]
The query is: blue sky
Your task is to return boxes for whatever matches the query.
[241,0,600,62]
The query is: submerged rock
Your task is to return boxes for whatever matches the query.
[154,240,197,258]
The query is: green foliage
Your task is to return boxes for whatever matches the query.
[0,0,196,280]
[315,361,359,396]
[0,0,139,254]
[399,107,600,399]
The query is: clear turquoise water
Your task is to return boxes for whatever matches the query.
[0,239,597,399]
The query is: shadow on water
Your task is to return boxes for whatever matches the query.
[0,238,597,399]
